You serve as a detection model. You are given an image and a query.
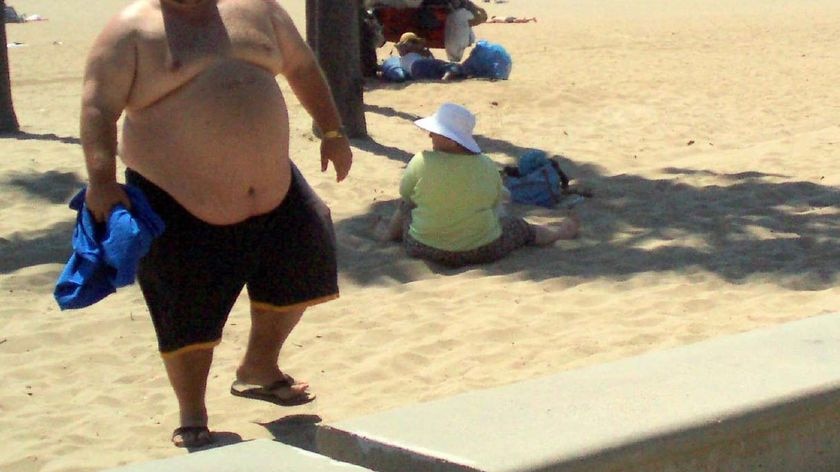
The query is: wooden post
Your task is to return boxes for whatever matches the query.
[307,0,367,139]
[0,0,20,133]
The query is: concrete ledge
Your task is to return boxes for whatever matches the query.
[105,439,373,472]
[316,312,840,472]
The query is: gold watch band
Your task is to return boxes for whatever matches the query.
[323,130,344,139]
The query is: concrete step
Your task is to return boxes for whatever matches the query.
[105,439,374,472]
[316,312,840,472]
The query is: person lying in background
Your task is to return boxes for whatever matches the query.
[383,32,466,81]
[487,15,537,23]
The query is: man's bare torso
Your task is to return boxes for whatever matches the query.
[118,0,296,224]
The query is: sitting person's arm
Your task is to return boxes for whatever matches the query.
[371,153,422,242]
[399,153,421,202]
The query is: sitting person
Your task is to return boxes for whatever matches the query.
[375,103,580,267]
[392,32,465,80]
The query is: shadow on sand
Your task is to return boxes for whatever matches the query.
[259,414,323,453]
[0,171,86,273]
[337,157,839,291]
[0,130,81,145]
[339,107,840,291]
[2,113,838,290]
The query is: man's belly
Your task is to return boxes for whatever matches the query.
[121,61,293,225]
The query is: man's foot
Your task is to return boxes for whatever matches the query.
[230,373,315,406]
[171,426,213,448]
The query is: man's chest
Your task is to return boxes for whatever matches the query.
[137,9,281,74]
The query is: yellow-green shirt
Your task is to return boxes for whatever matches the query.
[400,150,502,251]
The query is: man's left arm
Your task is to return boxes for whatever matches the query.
[271,5,352,182]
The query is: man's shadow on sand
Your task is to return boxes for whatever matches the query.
[179,414,321,454]
[258,414,322,452]
[162,414,321,454]
[182,431,244,453]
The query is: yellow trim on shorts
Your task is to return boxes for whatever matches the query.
[159,339,222,359]
[251,293,339,314]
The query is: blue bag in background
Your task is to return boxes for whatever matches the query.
[380,56,408,82]
[462,40,512,80]
[503,150,563,208]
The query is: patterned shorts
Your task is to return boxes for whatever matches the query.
[403,216,535,267]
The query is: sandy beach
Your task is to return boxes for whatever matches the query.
[1,0,838,470]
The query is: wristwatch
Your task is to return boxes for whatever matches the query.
[323,129,344,139]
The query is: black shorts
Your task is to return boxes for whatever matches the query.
[127,165,339,356]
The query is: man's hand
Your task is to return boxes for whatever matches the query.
[320,137,353,182]
[85,180,131,222]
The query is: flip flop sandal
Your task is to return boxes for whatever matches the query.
[171,426,213,448]
[230,376,316,406]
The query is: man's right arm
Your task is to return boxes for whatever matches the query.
[270,4,352,182]
[80,15,137,221]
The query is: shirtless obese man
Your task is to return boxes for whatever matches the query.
[83,0,351,222]
[81,0,352,447]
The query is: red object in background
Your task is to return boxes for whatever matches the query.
[374,7,449,48]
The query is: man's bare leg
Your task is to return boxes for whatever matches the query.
[233,307,312,402]
[163,348,214,447]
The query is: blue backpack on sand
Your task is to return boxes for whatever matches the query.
[462,40,512,80]
[502,150,569,208]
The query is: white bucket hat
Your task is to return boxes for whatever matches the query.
[414,103,481,153]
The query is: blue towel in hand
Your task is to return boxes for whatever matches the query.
[54,185,165,310]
